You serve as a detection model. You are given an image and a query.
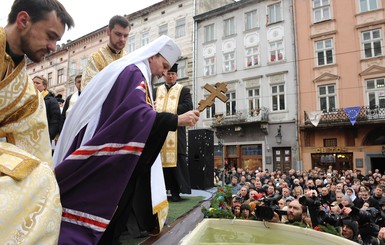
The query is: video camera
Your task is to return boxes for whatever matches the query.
[254,193,287,221]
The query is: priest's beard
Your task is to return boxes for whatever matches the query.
[20,32,50,63]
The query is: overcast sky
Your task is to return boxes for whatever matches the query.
[0,0,161,44]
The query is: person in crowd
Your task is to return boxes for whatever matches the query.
[54,35,200,244]
[373,184,385,204]
[55,94,65,112]
[32,75,61,141]
[286,199,311,227]
[0,0,74,242]
[354,187,380,210]
[240,203,255,220]
[230,175,241,195]
[341,219,360,243]
[154,63,193,202]
[320,186,335,204]
[232,202,242,218]
[292,185,304,199]
[335,191,344,204]
[237,186,249,204]
[81,15,130,90]
[345,187,357,202]
[59,74,82,132]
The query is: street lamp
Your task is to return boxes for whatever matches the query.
[275,125,282,145]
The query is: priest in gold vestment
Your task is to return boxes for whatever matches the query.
[155,63,193,202]
[81,15,130,90]
[0,0,74,243]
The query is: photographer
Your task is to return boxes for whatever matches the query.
[286,199,311,227]
[341,203,382,244]
[252,190,283,223]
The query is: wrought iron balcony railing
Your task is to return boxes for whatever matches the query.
[304,106,385,126]
[212,107,269,126]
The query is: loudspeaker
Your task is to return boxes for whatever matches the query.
[188,129,214,190]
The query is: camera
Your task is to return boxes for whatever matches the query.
[298,195,321,207]
[317,211,343,226]
[254,193,284,221]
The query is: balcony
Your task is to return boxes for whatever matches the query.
[211,107,269,127]
[303,106,385,128]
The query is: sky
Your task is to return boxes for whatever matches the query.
[0,0,162,44]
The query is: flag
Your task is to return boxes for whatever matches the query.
[306,111,323,127]
[344,106,361,126]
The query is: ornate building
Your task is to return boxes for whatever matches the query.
[295,0,385,172]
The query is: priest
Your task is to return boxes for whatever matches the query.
[54,35,200,244]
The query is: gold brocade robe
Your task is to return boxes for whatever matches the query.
[0,27,53,168]
[81,45,127,90]
[0,143,61,244]
[0,27,61,243]
[155,84,183,168]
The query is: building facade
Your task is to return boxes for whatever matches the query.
[194,0,298,173]
[295,0,385,173]
[27,0,233,97]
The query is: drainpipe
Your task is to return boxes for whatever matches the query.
[192,0,197,129]
[291,0,301,171]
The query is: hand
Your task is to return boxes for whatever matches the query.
[379,227,385,240]
[177,110,200,127]
[341,207,352,216]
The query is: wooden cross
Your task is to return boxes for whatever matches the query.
[197,82,229,112]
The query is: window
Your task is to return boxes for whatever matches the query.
[206,103,216,119]
[141,32,149,46]
[268,2,282,24]
[247,88,260,116]
[316,39,334,66]
[271,84,285,111]
[223,17,235,37]
[159,24,168,36]
[204,24,215,43]
[57,68,64,84]
[175,18,185,38]
[227,145,238,157]
[177,60,186,78]
[366,78,385,108]
[245,10,258,31]
[80,58,88,73]
[48,72,53,87]
[69,85,74,94]
[245,46,259,67]
[242,145,262,155]
[318,84,336,112]
[226,92,236,116]
[70,62,76,76]
[323,138,337,147]
[362,29,382,58]
[313,0,331,23]
[269,40,284,62]
[223,52,236,72]
[127,36,135,53]
[204,57,216,76]
[360,0,379,12]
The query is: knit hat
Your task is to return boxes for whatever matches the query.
[342,219,358,239]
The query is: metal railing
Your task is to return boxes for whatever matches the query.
[212,107,269,126]
[304,106,385,126]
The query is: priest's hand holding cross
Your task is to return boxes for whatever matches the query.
[177,82,228,126]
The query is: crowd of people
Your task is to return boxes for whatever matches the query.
[213,166,385,244]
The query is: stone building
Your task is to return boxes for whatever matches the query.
[194,0,298,172]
